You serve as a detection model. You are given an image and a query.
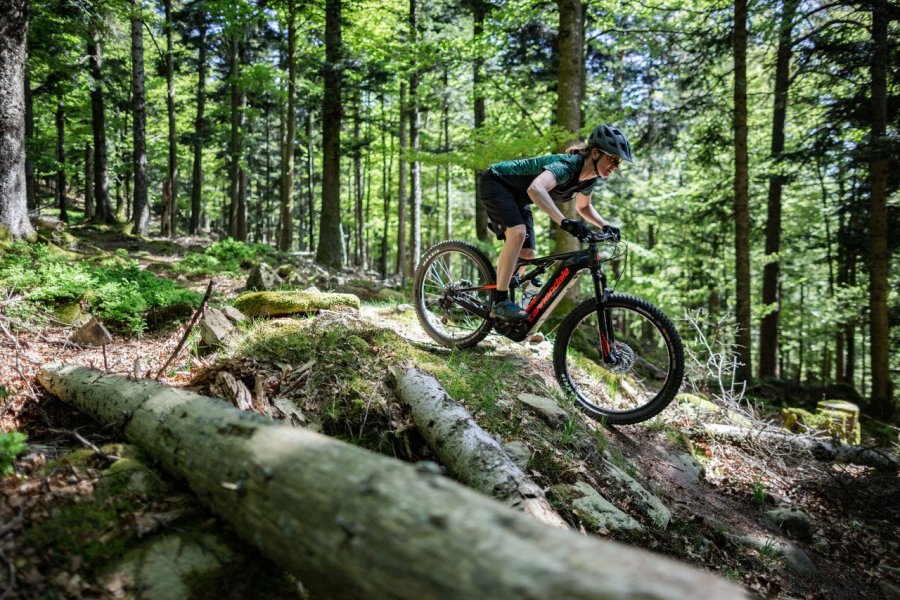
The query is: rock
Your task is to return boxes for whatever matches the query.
[282,272,304,288]
[302,286,322,294]
[246,263,283,291]
[53,302,91,327]
[199,308,235,347]
[672,453,704,483]
[233,291,360,318]
[604,462,671,529]
[732,533,817,578]
[221,306,247,324]
[396,304,414,312]
[70,317,113,347]
[517,393,568,428]
[765,506,813,542]
[555,481,643,533]
[375,287,406,302]
[276,264,296,278]
[503,441,531,470]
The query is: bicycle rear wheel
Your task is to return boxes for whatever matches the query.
[554,294,684,425]
[414,240,496,348]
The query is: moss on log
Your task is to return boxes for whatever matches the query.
[38,363,746,599]
[233,291,360,317]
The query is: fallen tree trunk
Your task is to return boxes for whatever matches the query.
[39,363,745,599]
[392,366,568,529]
[697,423,898,471]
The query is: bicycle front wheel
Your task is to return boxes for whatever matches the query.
[554,294,684,425]
[414,240,496,349]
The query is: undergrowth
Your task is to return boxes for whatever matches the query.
[0,242,200,334]
[171,239,292,277]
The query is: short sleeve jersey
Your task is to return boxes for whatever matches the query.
[489,153,598,206]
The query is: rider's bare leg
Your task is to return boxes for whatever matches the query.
[496,225,527,292]
[517,248,536,277]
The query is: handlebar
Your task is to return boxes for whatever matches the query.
[584,230,620,244]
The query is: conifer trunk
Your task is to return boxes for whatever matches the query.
[316,0,344,268]
[472,0,489,241]
[758,0,798,380]
[130,0,149,235]
[408,0,422,274]
[87,27,113,223]
[732,0,752,383]
[164,0,177,237]
[190,3,207,235]
[278,0,297,251]
[55,95,67,223]
[397,83,407,277]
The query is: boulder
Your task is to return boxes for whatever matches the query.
[246,263,282,291]
[604,462,671,529]
[816,400,861,445]
[554,482,643,533]
[503,441,532,470]
[765,506,813,542]
[221,305,247,324]
[276,264,296,278]
[233,291,361,318]
[731,533,817,578]
[517,393,568,428]
[199,308,235,347]
[375,287,407,302]
[70,317,113,347]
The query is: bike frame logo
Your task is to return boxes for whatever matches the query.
[528,267,569,323]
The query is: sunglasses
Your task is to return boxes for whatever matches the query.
[603,152,622,167]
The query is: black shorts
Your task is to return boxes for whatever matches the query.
[478,171,535,250]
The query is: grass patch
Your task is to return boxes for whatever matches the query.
[171,239,293,277]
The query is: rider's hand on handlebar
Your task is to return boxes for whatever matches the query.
[561,218,591,242]
[601,224,621,241]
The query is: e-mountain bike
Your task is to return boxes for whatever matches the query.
[413,231,684,425]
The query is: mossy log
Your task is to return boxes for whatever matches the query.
[38,363,746,600]
[233,290,360,317]
[697,423,897,471]
[392,366,568,529]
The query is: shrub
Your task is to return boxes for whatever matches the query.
[0,429,27,477]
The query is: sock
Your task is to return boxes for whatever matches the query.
[495,290,509,303]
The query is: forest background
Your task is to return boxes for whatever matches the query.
[0,0,897,417]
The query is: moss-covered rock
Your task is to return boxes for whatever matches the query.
[233,290,360,318]
[553,481,643,532]
[817,400,861,445]
[782,403,860,444]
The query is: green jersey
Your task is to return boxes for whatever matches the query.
[489,153,599,206]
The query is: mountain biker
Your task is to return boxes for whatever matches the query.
[478,124,633,322]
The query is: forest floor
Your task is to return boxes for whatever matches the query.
[1,225,898,599]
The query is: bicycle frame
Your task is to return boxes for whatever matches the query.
[451,241,618,360]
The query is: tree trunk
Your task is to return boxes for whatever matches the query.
[553,0,583,256]
[408,0,422,275]
[732,0,752,383]
[87,27,113,224]
[83,144,93,219]
[278,0,297,252]
[55,95,68,223]
[37,364,745,599]
[393,367,568,529]
[236,41,248,241]
[758,0,797,380]
[25,63,35,213]
[443,69,452,241]
[0,0,36,241]
[397,82,407,278]
[164,0,177,237]
[131,1,149,235]
[472,0,489,241]
[316,0,344,269]
[190,3,207,235]
[306,111,315,251]
[228,30,240,238]
[868,0,892,419]
[354,93,363,266]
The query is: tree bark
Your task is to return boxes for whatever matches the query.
[25,62,35,212]
[408,0,422,275]
[353,92,364,266]
[316,0,344,269]
[190,2,207,235]
[472,0,489,241]
[131,1,149,235]
[553,0,583,256]
[732,0,752,383]
[55,95,67,223]
[397,82,407,277]
[758,0,798,380]
[306,111,315,251]
[393,367,568,529]
[278,0,297,252]
[443,69,452,241]
[868,0,892,419]
[0,0,35,241]
[236,40,248,242]
[38,363,745,599]
[163,0,177,237]
[87,26,113,224]
[228,29,241,238]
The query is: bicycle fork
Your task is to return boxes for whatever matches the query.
[591,265,618,365]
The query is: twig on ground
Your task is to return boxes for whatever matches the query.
[155,279,215,380]
[47,428,121,461]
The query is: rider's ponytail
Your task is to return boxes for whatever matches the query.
[565,142,591,156]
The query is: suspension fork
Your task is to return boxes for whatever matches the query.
[591,264,617,364]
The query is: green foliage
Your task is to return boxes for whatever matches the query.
[752,480,767,507]
[0,430,28,477]
[0,242,200,334]
[174,239,273,276]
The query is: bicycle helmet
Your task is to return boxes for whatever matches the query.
[588,124,634,163]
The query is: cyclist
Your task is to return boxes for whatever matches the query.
[478,124,632,321]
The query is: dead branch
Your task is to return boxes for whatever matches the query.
[155,279,215,379]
